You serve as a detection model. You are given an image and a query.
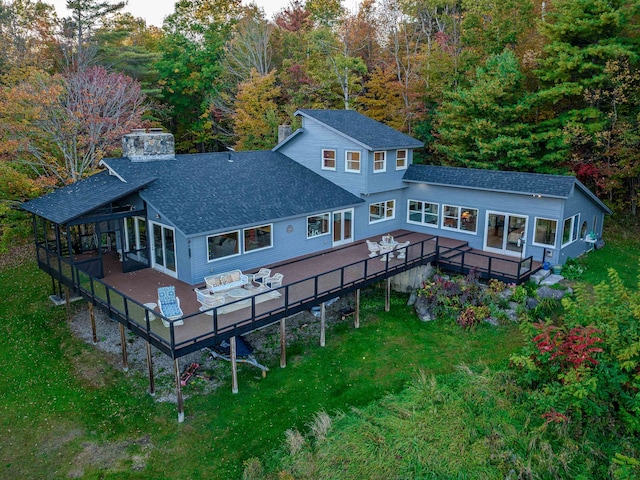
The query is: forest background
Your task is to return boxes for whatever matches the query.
[0,0,639,249]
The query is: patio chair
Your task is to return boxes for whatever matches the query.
[265,273,284,289]
[395,241,411,259]
[157,286,184,327]
[253,268,272,285]
[194,287,225,314]
[366,239,380,257]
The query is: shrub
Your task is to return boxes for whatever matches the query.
[561,257,586,280]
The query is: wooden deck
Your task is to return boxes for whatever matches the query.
[43,229,539,358]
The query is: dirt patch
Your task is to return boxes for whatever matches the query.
[67,435,153,478]
[0,242,34,271]
[69,294,358,402]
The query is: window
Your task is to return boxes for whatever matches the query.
[345,151,361,172]
[207,231,240,261]
[307,213,330,238]
[369,199,395,223]
[407,200,438,226]
[562,214,579,246]
[244,224,272,253]
[322,149,336,170]
[396,150,407,170]
[442,205,478,233]
[580,221,588,239]
[533,218,557,247]
[374,151,386,172]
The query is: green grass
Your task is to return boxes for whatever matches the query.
[0,262,523,479]
[2,224,637,479]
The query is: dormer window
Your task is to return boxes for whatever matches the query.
[374,151,386,172]
[396,150,407,170]
[322,149,336,170]
[345,151,361,173]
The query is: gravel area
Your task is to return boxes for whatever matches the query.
[70,294,357,403]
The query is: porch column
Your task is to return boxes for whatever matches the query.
[88,302,98,344]
[230,336,238,394]
[64,286,71,323]
[320,302,326,347]
[119,323,129,372]
[280,318,287,368]
[146,341,155,396]
[174,358,184,423]
[354,289,360,329]
[385,278,391,312]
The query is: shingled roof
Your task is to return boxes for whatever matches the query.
[102,150,363,236]
[295,109,424,150]
[404,165,611,213]
[21,171,155,224]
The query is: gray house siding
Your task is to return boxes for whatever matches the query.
[558,187,606,264]
[365,149,409,194]
[355,189,406,240]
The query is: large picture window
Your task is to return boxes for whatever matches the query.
[396,150,407,170]
[373,151,386,172]
[533,218,557,247]
[207,231,240,261]
[562,214,579,246]
[244,224,272,253]
[322,149,336,170]
[442,205,477,233]
[345,151,361,172]
[407,200,438,226]
[369,199,395,223]
[307,213,330,238]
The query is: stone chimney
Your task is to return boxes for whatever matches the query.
[278,124,292,144]
[122,128,175,162]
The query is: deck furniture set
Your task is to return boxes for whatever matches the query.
[367,236,412,261]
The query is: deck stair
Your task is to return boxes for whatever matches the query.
[438,244,472,261]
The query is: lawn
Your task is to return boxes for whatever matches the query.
[1,224,636,479]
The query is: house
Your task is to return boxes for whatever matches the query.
[22,109,610,288]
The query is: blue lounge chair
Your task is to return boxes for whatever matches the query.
[158,286,184,327]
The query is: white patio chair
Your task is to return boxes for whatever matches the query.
[265,273,284,289]
[253,268,272,285]
[194,287,225,314]
[396,241,411,259]
[366,239,380,257]
[157,286,184,327]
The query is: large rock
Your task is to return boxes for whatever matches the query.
[414,294,436,322]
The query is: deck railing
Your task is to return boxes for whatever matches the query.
[436,244,534,284]
[35,234,537,358]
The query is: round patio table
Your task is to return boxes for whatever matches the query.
[227,288,251,299]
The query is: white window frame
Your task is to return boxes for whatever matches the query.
[243,224,273,253]
[322,149,336,171]
[207,230,241,262]
[442,204,478,234]
[396,149,408,170]
[307,213,330,239]
[407,199,439,227]
[561,214,580,247]
[345,150,361,173]
[369,199,395,224]
[532,217,558,247]
[373,151,386,172]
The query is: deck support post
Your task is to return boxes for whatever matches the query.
[320,302,326,347]
[280,318,287,368]
[174,358,184,423]
[146,341,155,396]
[231,336,238,394]
[385,278,391,312]
[88,302,97,343]
[354,289,360,329]
[119,323,129,372]
[64,286,71,322]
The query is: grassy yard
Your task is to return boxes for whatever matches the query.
[1,225,637,479]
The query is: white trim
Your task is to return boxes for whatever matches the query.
[483,210,529,257]
[406,199,439,227]
[396,149,408,170]
[441,204,478,234]
[345,150,361,173]
[531,216,558,248]
[373,151,386,172]
[207,230,241,262]
[369,199,396,224]
[332,208,354,246]
[321,149,337,171]
[149,221,178,278]
[307,213,330,239]
[561,214,580,247]
[243,224,273,254]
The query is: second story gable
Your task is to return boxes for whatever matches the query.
[274,109,423,197]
